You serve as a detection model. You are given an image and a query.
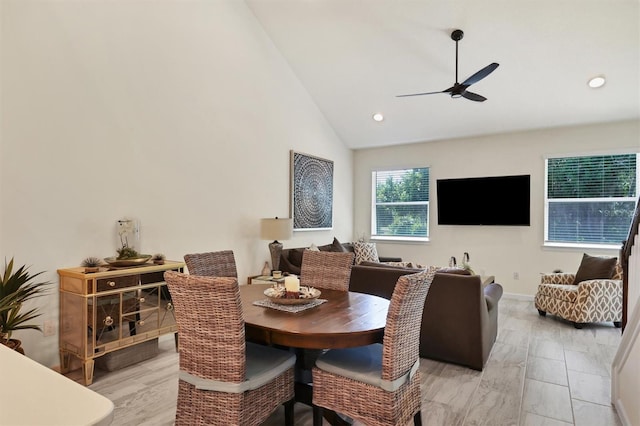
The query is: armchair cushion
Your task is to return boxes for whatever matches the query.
[536,284,579,303]
[573,253,617,284]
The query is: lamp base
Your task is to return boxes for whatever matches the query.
[268,240,283,273]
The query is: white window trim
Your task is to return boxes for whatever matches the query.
[370,169,430,241]
[543,152,639,248]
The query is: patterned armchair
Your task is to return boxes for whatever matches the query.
[534,257,622,329]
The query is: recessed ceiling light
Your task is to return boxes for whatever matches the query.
[588,76,606,89]
[372,113,384,122]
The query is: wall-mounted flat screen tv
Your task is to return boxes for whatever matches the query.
[437,174,531,226]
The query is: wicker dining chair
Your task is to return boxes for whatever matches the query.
[183,250,237,277]
[164,271,295,426]
[312,267,437,426]
[300,250,355,291]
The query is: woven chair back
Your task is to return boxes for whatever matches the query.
[164,271,246,383]
[184,250,237,278]
[300,250,355,291]
[382,267,437,382]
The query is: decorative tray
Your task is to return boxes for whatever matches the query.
[264,285,321,305]
[103,255,152,267]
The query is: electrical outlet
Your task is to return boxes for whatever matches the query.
[513,272,519,280]
[43,319,56,337]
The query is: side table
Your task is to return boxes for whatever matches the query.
[248,275,285,285]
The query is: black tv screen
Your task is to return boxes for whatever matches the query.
[437,175,530,226]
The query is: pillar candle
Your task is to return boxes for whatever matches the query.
[284,275,300,292]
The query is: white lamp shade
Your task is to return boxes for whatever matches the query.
[260,218,293,241]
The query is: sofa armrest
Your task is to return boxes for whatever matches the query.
[378,256,402,263]
[541,273,576,285]
[572,279,623,323]
[484,282,503,311]
[420,273,496,370]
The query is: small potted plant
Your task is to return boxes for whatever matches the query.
[152,253,166,265]
[0,258,50,354]
[81,256,103,273]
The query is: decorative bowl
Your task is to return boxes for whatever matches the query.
[264,285,321,305]
[104,255,152,267]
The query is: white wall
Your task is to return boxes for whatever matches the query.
[0,0,352,366]
[354,120,639,296]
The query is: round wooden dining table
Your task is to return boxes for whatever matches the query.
[240,284,390,349]
[240,284,390,425]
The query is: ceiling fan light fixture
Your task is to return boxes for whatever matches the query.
[395,29,498,102]
[588,76,606,89]
[372,113,384,122]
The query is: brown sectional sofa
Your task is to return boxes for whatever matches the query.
[278,240,503,370]
[278,240,401,276]
[349,263,503,370]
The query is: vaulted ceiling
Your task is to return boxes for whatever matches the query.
[246,0,640,149]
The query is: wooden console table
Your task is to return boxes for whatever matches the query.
[58,261,184,385]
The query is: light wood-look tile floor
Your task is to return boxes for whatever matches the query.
[89,296,622,425]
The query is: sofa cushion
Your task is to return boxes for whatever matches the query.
[573,254,617,285]
[353,241,379,264]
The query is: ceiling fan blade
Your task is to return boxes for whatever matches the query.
[461,62,499,86]
[396,90,446,98]
[461,90,487,102]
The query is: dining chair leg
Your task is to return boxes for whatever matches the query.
[312,405,323,426]
[414,410,422,426]
[284,398,295,426]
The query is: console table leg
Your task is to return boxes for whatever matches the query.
[82,359,95,386]
[59,351,72,374]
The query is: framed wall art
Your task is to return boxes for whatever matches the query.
[290,151,334,231]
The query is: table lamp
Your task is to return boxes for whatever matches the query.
[260,217,293,272]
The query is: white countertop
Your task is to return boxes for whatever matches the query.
[0,344,114,426]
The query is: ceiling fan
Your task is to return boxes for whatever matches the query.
[397,29,499,102]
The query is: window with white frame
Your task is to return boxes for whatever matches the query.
[371,167,429,240]
[545,153,638,246]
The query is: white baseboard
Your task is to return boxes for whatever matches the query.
[502,292,534,301]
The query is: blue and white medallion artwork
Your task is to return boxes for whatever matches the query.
[291,151,333,230]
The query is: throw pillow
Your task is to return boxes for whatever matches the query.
[573,253,618,284]
[330,237,348,252]
[353,241,379,264]
[317,237,348,252]
[288,248,305,268]
[308,243,320,251]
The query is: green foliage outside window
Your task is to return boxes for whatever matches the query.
[546,153,638,245]
[374,168,429,238]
